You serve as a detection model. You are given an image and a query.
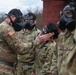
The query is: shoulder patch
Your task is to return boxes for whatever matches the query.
[8,31,15,37]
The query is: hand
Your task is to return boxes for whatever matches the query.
[37,31,51,43]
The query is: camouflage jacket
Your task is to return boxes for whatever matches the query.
[0,21,39,64]
[17,27,40,64]
[57,29,76,75]
[67,29,76,75]
[35,40,57,75]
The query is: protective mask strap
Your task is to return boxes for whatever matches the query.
[8,15,14,24]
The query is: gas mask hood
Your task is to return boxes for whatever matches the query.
[12,17,24,31]
[7,9,24,31]
[58,6,76,31]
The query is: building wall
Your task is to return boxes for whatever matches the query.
[42,0,65,27]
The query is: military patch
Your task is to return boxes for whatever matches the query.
[8,31,15,37]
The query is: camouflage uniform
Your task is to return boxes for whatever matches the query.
[66,29,76,75]
[57,29,76,75]
[16,28,40,75]
[35,41,57,75]
[0,21,38,75]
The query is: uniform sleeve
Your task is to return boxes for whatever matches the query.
[65,31,76,75]
[50,48,58,75]
[32,29,41,46]
[0,25,33,55]
[66,45,76,75]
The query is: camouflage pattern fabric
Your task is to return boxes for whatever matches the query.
[66,29,76,75]
[35,41,57,75]
[16,28,40,75]
[0,21,35,55]
[57,29,76,75]
[0,21,39,75]
[0,64,14,75]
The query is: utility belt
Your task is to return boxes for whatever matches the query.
[19,61,34,66]
[0,60,13,67]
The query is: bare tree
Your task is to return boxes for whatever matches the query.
[0,7,43,30]
[0,13,6,23]
[34,7,43,30]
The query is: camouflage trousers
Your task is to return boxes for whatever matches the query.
[0,64,14,75]
[16,62,36,75]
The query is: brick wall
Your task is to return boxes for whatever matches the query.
[42,0,65,27]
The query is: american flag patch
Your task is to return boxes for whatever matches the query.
[8,31,15,36]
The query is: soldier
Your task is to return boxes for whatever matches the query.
[16,12,40,75]
[57,4,76,75]
[35,23,59,75]
[0,9,52,75]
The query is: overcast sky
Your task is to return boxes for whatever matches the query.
[0,0,43,14]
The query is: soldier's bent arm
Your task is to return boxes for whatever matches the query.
[0,22,37,55]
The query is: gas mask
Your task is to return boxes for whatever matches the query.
[7,9,24,31]
[58,6,76,31]
[12,16,24,31]
[42,23,59,39]
[12,15,35,31]
[24,20,35,30]
[24,15,35,30]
